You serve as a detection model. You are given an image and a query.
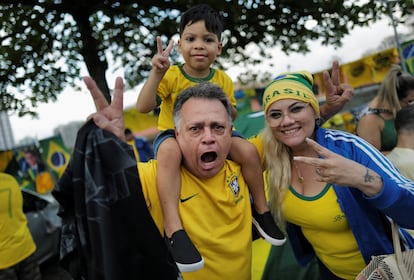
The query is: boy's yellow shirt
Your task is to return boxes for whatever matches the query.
[157,65,236,131]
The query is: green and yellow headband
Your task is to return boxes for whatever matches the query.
[262,71,320,115]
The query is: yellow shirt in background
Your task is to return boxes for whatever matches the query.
[0,173,36,269]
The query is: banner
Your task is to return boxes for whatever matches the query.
[402,39,414,74]
[12,146,55,193]
[39,135,70,178]
[312,47,400,97]
[1,144,59,194]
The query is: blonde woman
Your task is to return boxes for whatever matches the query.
[251,71,414,279]
[356,64,414,153]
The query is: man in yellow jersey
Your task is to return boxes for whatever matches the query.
[82,77,252,280]
[0,172,42,280]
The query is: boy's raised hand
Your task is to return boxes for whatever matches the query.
[152,36,175,73]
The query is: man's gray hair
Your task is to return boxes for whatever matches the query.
[173,82,233,128]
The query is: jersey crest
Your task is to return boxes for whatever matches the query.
[227,174,240,197]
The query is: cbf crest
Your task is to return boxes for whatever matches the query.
[227,174,240,197]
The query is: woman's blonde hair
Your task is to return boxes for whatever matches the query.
[262,125,291,229]
[377,64,414,115]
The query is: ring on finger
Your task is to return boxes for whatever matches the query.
[315,167,322,176]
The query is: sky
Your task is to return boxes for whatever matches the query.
[9,17,408,143]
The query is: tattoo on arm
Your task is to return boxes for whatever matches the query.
[364,169,374,183]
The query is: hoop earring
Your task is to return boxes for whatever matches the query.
[315,117,322,126]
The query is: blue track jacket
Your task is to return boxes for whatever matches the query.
[287,127,414,266]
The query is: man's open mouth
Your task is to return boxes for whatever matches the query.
[201,151,217,163]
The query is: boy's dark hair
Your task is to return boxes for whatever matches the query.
[179,4,223,40]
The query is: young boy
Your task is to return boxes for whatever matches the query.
[137,4,285,272]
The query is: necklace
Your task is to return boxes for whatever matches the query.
[293,161,304,183]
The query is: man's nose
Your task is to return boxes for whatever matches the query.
[201,128,215,143]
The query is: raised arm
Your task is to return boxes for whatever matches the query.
[136,36,174,113]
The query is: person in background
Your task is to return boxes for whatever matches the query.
[136,3,284,271]
[24,150,46,178]
[124,128,154,162]
[386,104,414,181]
[0,172,42,280]
[356,64,414,153]
[251,70,414,279]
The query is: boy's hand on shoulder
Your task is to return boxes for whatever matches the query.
[152,36,175,73]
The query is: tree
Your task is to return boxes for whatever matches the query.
[0,0,411,116]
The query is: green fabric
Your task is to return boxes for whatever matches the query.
[261,239,320,280]
[380,119,397,152]
[234,111,265,138]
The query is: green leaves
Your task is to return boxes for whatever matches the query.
[0,0,411,116]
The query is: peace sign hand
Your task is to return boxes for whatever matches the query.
[294,138,383,196]
[151,36,175,73]
[84,76,126,141]
[321,60,354,120]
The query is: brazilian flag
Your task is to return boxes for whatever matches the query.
[5,146,39,191]
[39,135,70,179]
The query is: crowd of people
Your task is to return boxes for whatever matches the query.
[3,3,414,280]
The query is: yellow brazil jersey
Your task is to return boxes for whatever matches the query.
[284,184,365,279]
[138,160,252,280]
[126,139,140,162]
[248,134,265,170]
[0,173,36,269]
[157,65,236,131]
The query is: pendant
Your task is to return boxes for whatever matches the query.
[298,175,304,184]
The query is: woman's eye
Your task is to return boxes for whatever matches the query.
[269,112,282,119]
[290,105,306,113]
